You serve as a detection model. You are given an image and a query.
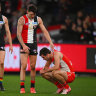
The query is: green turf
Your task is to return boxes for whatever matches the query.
[0,74,96,96]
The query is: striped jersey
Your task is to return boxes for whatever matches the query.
[52,50,74,72]
[0,14,5,46]
[21,15,38,43]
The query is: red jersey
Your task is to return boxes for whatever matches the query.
[52,50,74,72]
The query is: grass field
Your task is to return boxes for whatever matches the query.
[0,74,96,96]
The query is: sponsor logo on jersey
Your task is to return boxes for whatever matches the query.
[27,22,38,29]
[25,23,30,25]
[32,22,38,25]
[32,22,38,29]
[0,21,4,24]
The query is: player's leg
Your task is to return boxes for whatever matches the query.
[40,72,63,93]
[60,72,75,94]
[41,72,55,83]
[20,53,29,93]
[29,55,37,93]
[52,70,71,94]
[52,70,68,84]
[0,50,5,91]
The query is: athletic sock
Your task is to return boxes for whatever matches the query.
[63,82,69,89]
[31,80,35,88]
[20,81,25,89]
[54,81,63,88]
[0,77,3,86]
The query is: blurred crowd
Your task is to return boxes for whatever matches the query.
[1,0,96,44]
[59,11,96,44]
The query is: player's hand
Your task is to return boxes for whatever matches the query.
[9,45,13,54]
[44,69,49,73]
[22,44,30,53]
[50,42,54,51]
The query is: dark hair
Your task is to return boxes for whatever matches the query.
[39,47,51,56]
[27,4,37,14]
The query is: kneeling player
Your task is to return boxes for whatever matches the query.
[39,47,75,94]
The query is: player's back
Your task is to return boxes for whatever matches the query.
[53,49,74,72]
[61,54,74,72]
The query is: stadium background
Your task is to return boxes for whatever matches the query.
[0,0,96,96]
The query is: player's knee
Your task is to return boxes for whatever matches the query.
[30,64,35,70]
[42,74,49,79]
[41,73,45,78]
[41,73,48,78]
[52,71,58,77]
[0,61,4,66]
[21,63,27,71]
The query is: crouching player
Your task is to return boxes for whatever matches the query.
[39,47,75,94]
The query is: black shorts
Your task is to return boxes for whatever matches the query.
[0,46,5,51]
[20,43,38,55]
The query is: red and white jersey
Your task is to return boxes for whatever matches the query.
[21,15,38,43]
[52,50,74,72]
[60,54,74,72]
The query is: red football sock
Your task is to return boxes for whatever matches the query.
[0,77,3,85]
[20,81,25,88]
[63,82,69,89]
[54,81,63,88]
[31,80,35,88]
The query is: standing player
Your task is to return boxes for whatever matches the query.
[39,47,75,94]
[17,4,54,93]
[0,3,13,91]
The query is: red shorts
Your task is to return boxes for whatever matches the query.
[66,72,75,83]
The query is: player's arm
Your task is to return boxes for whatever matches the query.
[17,17,25,47]
[44,59,52,70]
[38,17,54,50]
[4,16,13,53]
[40,59,52,74]
[45,53,60,72]
[17,17,30,52]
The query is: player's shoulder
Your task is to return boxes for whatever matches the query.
[54,50,61,58]
[2,15,8,23]
[2,15,8,21]
[37,16,43,24]
[18,16,25,21]
[37,16,42,21]
[54,51,58,55]
[18,16,25,24]
[37,16,41,19]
